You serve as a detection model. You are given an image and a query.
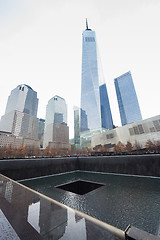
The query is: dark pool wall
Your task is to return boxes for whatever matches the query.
[0,158,78,180]
[78,155,160,177]
[0,155,160,180]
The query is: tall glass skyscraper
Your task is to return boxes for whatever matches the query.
[5,84,38,116]
[74,106,80,148]
[80,20,113,132]
[0,84,39,140]
[43,95,69,149]
[114,71,142,126]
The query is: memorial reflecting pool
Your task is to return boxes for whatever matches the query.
[20,171,160,237]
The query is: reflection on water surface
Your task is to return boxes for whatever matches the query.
[21,171,160,236]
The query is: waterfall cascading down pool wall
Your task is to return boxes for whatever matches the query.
[0,154,160,181]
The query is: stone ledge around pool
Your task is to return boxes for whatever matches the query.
[0,174,124,240]
[0,174,160,240]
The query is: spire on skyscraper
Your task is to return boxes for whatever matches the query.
[86,18,88,30]
[85,18,91,31]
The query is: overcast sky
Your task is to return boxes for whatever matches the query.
[0,0,160,138]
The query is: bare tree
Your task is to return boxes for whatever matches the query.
[125,141,133,153]
[133,140,142,151]
[15,145,27,158]
[145,139,156,151]
[114,141,125,153]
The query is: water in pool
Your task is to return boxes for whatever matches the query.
[20,171,160,237]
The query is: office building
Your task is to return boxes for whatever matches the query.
[80,128,108,149]
[91,115,160,151]
[73,106,80,148]
[43,95,69,150]
[114,71,142,126]
[80,19,113,132]
[5,84,38,116]
[0,84,39,147]
[0,131,16,148]
[38,118,45,148]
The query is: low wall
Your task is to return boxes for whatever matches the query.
[78,155,160,177]
[0,154,160,180]
[0,157,78,180]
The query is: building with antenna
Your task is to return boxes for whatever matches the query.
[80,19,113,133]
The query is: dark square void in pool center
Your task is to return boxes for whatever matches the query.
[56,180,104,195]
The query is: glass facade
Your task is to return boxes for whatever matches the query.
[80,21,113,132]
[114,71,142,126]
[99,84,113,129]
[5,84,38,117]
[38,118,45,148]
[38,119,45,138]
[43,95,68,148]
[0,84,39,141]
[44,95,67,128]
[74,106,80,147]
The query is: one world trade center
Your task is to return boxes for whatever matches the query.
[80,19,113,132]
